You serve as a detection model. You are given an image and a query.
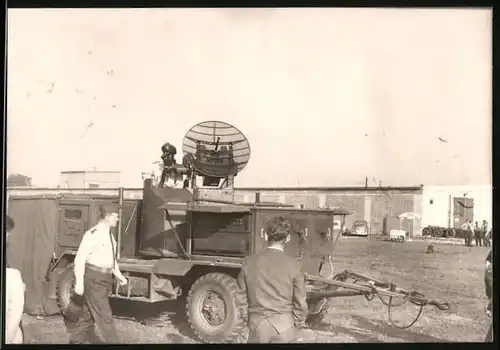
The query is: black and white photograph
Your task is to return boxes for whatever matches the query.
[4,7,493,344]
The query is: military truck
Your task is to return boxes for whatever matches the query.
[25,121,347,343]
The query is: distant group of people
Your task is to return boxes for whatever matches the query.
[463,219,491,247]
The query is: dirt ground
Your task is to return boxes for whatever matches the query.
[21,237,492,344]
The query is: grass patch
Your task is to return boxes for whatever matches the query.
[22,238,491,343]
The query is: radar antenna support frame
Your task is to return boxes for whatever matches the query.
[182,121,250,198]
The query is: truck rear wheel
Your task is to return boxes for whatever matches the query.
[56,264,76,314]
[186,273,244,343]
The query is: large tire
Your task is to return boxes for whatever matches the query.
[422,227,431,236]
[431,227,442,237]
[445,228,455,238]
[186,273,244,343]
[56,264,76,314]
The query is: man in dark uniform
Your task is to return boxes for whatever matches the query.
[64,203,127,344]
[482,220,490,247]
[236,216,308,343]
[474,221,482,247]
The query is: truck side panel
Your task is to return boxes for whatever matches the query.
[190,212,251,256]
[118,200,142,258]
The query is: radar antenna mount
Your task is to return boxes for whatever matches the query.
[182,121,251,194]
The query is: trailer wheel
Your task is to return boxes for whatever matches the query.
[445,228,455,238]
[186,273,244,343]
[56,264,76,314]
[422,227,431,236]
[431,227,442,237]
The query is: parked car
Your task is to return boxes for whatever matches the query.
[345,219,369,237]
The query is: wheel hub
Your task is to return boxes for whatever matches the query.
[201,291,226,326]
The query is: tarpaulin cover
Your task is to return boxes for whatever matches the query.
[7,198,60,316]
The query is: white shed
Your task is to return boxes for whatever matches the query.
[421,185,492,231]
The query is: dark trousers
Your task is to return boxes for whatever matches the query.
[247,318,298,343]
[159,170,168,187]
[66,267,119,344]
[466,233,473,246]
[475,235,482,246]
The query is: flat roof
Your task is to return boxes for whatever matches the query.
[60,170,121,174]
[234,186,423,192]
[7,185,423,193]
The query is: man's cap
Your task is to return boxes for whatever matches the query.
[100,202,123,215]
[266,216,291,240]
[6,215,15,232]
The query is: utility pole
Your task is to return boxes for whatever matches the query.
[365,177,368,188]
[448,194,452,228]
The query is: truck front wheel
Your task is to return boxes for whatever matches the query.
[186,272,244,343]
[56,263,76,314]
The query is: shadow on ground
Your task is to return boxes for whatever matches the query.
[109,298,198,343]
[108,298,447,344]
[305,314,447,343]
[348,315,446,343]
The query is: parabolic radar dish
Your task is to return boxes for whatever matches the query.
[182,121,251,178]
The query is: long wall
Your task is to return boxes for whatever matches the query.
[234,188,423,235]
[6,186,424,236]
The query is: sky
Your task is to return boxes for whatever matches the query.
[6,8,492,188]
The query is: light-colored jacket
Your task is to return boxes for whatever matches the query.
[5,268,25,344]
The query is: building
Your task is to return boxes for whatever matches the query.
[421,185,492,229]
[234,186,424,236]
[59,170,121,189]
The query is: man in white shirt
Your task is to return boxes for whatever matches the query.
[66,203,128,344]
[5,215,26,344]
[462,219,474,247]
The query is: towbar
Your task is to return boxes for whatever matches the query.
[304,270,450,329]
